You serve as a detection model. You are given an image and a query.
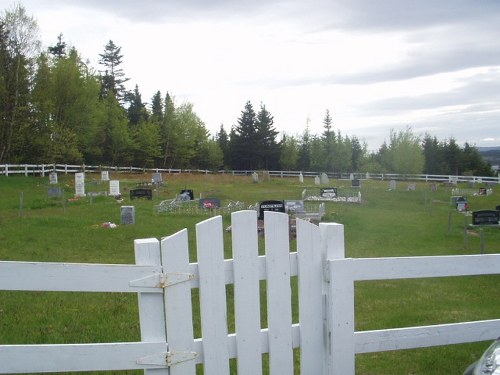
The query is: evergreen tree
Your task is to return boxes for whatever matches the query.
[150,91,163,123]
[255,103,280,169]
[216,124,230,168]
[280,134,299,170]
[48,33,66,58]
[98,40,129,101]
[298,124,311,171]
[127,84,148,126]
[231,101,258,170]
[322,109,335,171]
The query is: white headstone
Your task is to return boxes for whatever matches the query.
[75,172,85,197]
[152,173,163,184]
[314,176,320,185]
[109,180,120,196]
[366,172,370,179]
[350,173,354,180]
[101,171,110,182]
[49,172,58,185]
[320,173,329,184]
[390,180,397,190]
[252,172,259,183]
[299,172,304,183]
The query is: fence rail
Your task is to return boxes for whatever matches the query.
[1,212,499,374]
[1,163,499,184]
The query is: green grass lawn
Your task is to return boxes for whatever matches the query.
[1,173,499,374]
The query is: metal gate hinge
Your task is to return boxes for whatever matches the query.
[167,351,199,366]
[129,272,195,289]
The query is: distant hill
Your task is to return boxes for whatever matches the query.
[478,146,500,166]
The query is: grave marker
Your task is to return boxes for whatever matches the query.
[314,176,320,185]
[121,206,135,225]
[130,188,152,200]
[109,180,120,196]
[179,189,194,201]
[48,187,62,198]
[259,200,285,220]
[101,171,110,182]
[352,179,361,188]
[75,173,85,197]
[320,172,329,184]
[407,183,416,191]
[252,172,259,183]
[49,172,58,185]
[152,173,163,185]
[321,188,338,198]
[299,173,304,183]
[389,180,397,190]
[284,200,305,214]
[456,197,468,212]
[472,210,500,226]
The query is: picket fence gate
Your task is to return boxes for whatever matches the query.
[1,210,500,374]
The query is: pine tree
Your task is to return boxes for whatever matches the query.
[127,84,148,126]
[231,101,257,170]
[98,40,129,101]
[255,103,280,169]
[48,33,66,58]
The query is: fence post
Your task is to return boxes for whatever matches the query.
[320,223,346,375]
[134,238,168,375]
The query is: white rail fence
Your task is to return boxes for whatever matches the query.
[1,163,499,184]
[1,211,500,374]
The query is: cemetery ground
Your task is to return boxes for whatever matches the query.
[1,173,500,375]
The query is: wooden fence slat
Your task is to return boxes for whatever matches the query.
[296,218,323,374]
[232,210,263,375]
[0,342,167,374]
[196,216,230,375]
[135,238,168,375]
[162,229,197,375]
[0,261,162,293]
[264,211,294,374]
[355,319,500,353]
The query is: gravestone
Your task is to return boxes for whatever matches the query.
[472,210,500,225]
[49,172,58,185]
[365,172,370,179]
[350,173,354,180]
[456,197,468,212]
[321,188,338,198]
[352,179,361,188]
[320,173,329,185]
[299,173,304,183]
[259,200,285,220]
[130,188,152,200]
[284,200,305,214]
[389,180,397,190]
[121,206,135,225]
[179,189,194,201]
[109,180,120,196]
[479,187,487,196]
[101,171,109,182]
[407,183,416,191]
[75,172,85,197]
[430,183,437,192]
[496,205,500,212]
[252,172,259,183]
[199,198,221,209]
[314,176,320,185]
[152,173,163,185]
[48,187,62,197]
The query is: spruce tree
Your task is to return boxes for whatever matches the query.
[98,40,129,101]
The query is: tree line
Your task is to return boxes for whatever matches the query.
[0,5,494,176]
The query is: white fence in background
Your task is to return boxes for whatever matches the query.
[1,163,499,184]
[1,211,500,374]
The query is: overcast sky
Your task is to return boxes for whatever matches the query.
[7,0,500,150]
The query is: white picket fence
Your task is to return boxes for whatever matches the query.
[1,211,500,374]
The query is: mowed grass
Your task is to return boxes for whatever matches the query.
[1,173,500,374]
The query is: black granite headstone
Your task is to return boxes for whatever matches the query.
[472,210,500,225]
[130,188,152,200]
[259,200,285,220]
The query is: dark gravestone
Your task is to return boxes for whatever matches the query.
[180,189,194,201]
[130,188,152,200]
[199,198,221,209]
[121,206,135,225]
[479,187,487,196]
[352,179,361,188]
[496,205,500,212]
[259,200,285,220]
[472,210,500,225]
[321,188,338,198]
